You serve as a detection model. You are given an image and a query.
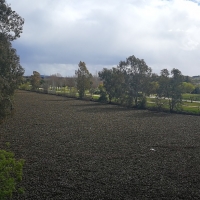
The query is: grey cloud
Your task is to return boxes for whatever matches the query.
[7,0,200,76]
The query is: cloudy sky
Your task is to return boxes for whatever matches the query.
[8,0,200,77]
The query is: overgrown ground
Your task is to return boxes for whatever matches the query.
[0,90,200,199]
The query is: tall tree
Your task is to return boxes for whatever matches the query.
[30,71,41,91]
[99,68,117,103]
[0,0,24,41]
[0,1,25,199]
[168,68,183,112]
[157,68,183,112]
[157,69,170,99]
[0,34,24,123]
[0,0,25,123]
[182,82,195,94]
[75,61,92,99]
[118,55,152,107]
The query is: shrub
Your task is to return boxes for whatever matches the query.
[137,96,147,109]
[98,85,107,102]
[0,150,25,199]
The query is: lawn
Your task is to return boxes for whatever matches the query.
[0,90,200,199]
[182,93,200,101]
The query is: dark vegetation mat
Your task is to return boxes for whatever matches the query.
[0,90,200,199]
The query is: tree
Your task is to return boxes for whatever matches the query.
[98,68,119,103]
[0,0,24,41]
[168,68,183,112]
[118,55,152,107]
[0,0,25,122]
[0,1,25,199]
[192,86,200,94]
[75,61,92,99]
[0,34,24,123]
[157,69,170,99]
[157,68,183,112]
[182,82,195,93]
[30,71,41,91]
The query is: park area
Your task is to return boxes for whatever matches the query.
[0,90,200,199]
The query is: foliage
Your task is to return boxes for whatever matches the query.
[0,2,25,199]
[30,71,41,91]
[156,68,183,112]
[192,86,200,94]
[89,76,101,97]
[98,68,122,103]
[0,35,24,123]
[182,82,195,93]
[0,150,24,199]
[0,0,24,41]
[168,68,183,112]
[117,55,152,107]
[19,82,31,90]
[98,84,107,102]
[75,61,92,99]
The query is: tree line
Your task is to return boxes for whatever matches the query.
[27,55,198,113]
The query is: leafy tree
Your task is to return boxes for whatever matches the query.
[168,68,183,112]
[98,68,118,103]
[98,84,107,102]
[157,68,183,112]
[182,82,195,93]
[75,61,92,99]
[192,86,200,94]
[118,55,152,107]
[157,69,170,99]
[0,0,24,41]
[30,71,41,91]
[0,1,25,199]
[149,73,159,95]
[0,34,24,123]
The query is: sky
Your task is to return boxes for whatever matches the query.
[7,0,200,77]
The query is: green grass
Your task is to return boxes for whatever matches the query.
[146,97,200,114]
[182,93,200,101]
[21,86,200,115]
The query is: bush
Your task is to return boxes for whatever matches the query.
[0,150,25,199]
[137,97,147,109]
[98,85,107,102]
[19,83,31,90]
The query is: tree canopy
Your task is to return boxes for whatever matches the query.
[30,71,41,91]
[0,0,24,41]
[0,0,24,123]
[75,61,92,99]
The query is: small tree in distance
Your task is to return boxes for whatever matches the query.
[75,61,92,99]
[30,71,41,91]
